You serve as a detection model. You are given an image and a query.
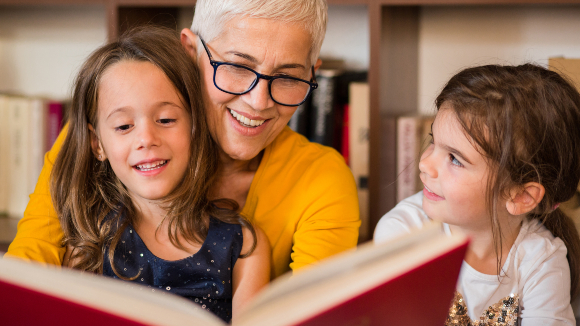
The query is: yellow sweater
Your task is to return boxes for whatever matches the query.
[6,126,360,279]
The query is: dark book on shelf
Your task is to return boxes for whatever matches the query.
[309,70,367,152]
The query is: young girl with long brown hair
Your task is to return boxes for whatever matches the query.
[375,64,580,325]
[50,26,270,323]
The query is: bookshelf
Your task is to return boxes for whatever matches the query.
[1,0,580,242]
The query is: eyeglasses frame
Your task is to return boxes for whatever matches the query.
[199,36,318,107]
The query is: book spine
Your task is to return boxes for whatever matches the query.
[8,97,31,218]
[310,71,338,148]
[0,95,9,215]
[46,101,63,153]
[28,98,46,195]
[348,82,370,241]
[396,117,420,202]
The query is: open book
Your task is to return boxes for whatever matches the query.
[0,222,467,326]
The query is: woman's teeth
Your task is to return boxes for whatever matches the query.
[230,109,265,127]
[135,160,167,171]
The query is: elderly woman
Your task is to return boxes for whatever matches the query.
[6,0,360,279]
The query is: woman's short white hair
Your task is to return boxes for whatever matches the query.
[190,0,327,64]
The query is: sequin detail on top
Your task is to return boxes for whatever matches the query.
[102,210,243,323]
[446,291,519,326]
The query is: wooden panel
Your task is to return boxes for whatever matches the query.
[0,0,103,4]
[369,5,419,233]
[368,2,382,235]
[115,6,180,39]
[114,0,195,5]
[380,6,418,116]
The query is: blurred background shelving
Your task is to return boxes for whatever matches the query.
[1,0,580,246]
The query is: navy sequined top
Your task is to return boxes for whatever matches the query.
[102,211,243,322]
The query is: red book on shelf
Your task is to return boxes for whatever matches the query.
[0,222,467,326]
[46,101,63,152]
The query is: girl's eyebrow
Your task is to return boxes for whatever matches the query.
[106,107,130,120]
[106,102,182,121]
[441,144,473,165]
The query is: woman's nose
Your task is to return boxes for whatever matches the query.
[418,144,437,178]
[244,79,275,111]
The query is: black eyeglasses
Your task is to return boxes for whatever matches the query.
[199,37,318,107]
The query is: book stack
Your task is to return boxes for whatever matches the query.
[0,94,65,218]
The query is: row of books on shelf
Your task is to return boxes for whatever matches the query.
[0,94,66,218]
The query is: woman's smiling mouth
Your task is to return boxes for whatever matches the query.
[229,109,266,128]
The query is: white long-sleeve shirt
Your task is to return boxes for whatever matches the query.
[374,192,575,326]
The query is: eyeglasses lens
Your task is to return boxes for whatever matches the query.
[214,64,311,106]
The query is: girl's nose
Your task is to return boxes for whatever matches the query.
[136,122,160,149]
[418,144,437,179]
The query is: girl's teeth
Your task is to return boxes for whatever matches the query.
[229,109,265,127]
[137,160,166,171]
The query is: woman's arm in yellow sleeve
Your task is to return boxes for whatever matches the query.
[289,153,361,272]
[4,125,68,265]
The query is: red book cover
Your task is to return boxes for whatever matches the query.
[0,222,466,326]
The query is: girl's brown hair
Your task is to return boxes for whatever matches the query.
[435,63,580,299]
[51,25,256,277]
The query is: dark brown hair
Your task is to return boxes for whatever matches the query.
[435,63,580,299]
[51,25,256,277]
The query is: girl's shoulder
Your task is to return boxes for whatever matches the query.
[208,217,243,244]
[513,218,568,279]
[516,218,566,259]
[374,192,430,244]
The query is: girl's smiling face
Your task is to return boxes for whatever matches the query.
[92,60,192,204]
[419,105,494,231]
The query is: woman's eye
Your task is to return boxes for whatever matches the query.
[449,154,463,167]
[428,132,434,144]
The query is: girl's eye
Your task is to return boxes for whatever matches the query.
[116,124,132,132]
[449,154,463,167]
[428,132,434,144]
[159,118,176,124]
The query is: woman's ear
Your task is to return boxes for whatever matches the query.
[313,58,323,73]
[180,28,199,59]
[88,124,106,161]
[506,182,545,216]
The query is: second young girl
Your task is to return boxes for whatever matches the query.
[375,64,580,325]
[51,26,270,322]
